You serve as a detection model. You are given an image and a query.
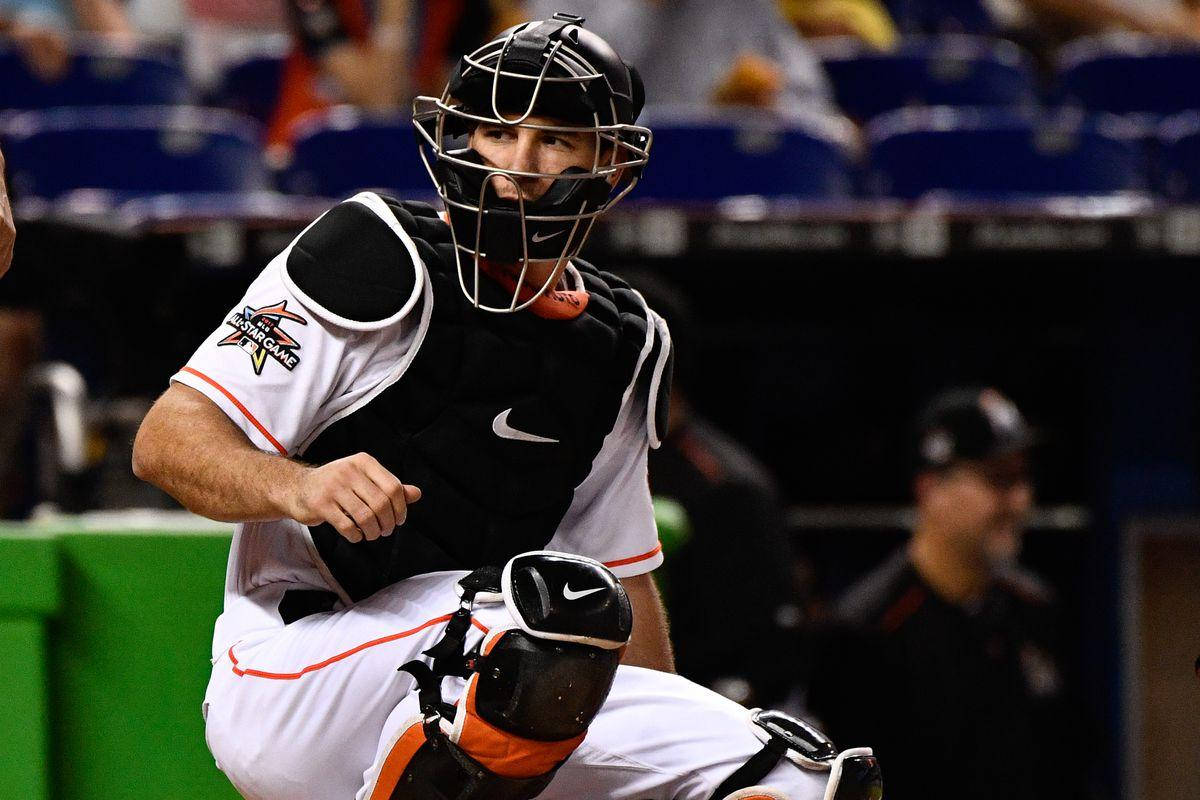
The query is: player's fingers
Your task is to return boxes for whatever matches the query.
[322,501,363,543]
[355,457,414,526]
[403,484,422,504]
[336,490,383,541]
[352,479,396,538]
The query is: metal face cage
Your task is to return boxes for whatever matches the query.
[412,26,652,313]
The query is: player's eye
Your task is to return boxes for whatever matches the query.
[480,126,513,141]
[541,133,574,150]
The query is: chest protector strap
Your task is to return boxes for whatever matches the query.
[377,552,632,800]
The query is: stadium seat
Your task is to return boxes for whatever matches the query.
[0,41,190,109]
[882,0,996,35]
[3,107,268,200]
[215,52,286,124]
[1059,34,1200,116]
[818,35,1037,121]
[279,107,432,198]
[1157,112,1200,199]
[633,109,859,201]
[866,107,1145,199]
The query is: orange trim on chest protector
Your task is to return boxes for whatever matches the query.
[477,259,590,320]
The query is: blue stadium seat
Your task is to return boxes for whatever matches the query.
[1059,35,1200,116]
[216,52,286,124]
[1158,112,1200,199]
[279,108,431,198]
[634,110,858,201]
[0,41,190,109]
[818,36,1037,121]
[866,107,1145,199]
[883,0,996,35]
[3,107,267,200]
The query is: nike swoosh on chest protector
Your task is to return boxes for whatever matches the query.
[492,408,560,444]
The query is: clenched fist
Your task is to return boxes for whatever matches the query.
[287,453,421,543]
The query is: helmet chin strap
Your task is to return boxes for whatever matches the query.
[477,258,590,320]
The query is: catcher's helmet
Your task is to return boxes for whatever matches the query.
[413,12,652,313]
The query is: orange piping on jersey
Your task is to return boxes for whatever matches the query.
[228,613,490,680]
[604,542,663,569]
[179,366,288,457]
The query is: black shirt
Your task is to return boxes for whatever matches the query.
[807,548,1082,800]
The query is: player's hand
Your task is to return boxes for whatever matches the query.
[287,453,421,543]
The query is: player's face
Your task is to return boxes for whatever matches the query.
[922,453,1034,565]
[469,115,600,203]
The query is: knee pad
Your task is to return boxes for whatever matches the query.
[379,551,632,800]
[711,710,882,800]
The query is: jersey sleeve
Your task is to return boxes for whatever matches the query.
[171,194,429,456]
[546,380,664,580]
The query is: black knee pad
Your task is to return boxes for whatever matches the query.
[381,551,632,800]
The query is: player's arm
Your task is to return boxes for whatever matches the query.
[69,0,135,38]
[620,572,675,672]
[290,0,411,110]
[1021,0,1200,38]
[135,194,438,540]
[133,380,420,542]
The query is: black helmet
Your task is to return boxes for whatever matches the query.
[413,13,652,313]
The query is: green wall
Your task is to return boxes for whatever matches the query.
[0,527,241,800]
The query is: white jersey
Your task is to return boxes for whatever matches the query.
[171,194,665,658]
[184,194,836,800]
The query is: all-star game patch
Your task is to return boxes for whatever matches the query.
[219,300,308,375]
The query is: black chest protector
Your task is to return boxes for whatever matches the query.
[292,197,664,602]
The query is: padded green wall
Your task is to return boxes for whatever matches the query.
[0,528,241,800]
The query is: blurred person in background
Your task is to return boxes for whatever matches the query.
[268,0,521,150]
[1000,0,1200,41]
[806,387,1085,800]
[894,0,1200,44]
[525,0,836,113]
[780,0,899,50]
[123,0,288,89]
[0,1,130,515]
[631,273,805,709]
[0,0,134,80]
[122,0,520,149]
[0,144,41,517]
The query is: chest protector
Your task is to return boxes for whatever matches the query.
[294,196,663,602]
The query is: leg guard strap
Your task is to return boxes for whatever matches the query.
[382,718,559,800]
[709,710,883,800]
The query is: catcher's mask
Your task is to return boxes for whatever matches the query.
[413,12,652,313]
